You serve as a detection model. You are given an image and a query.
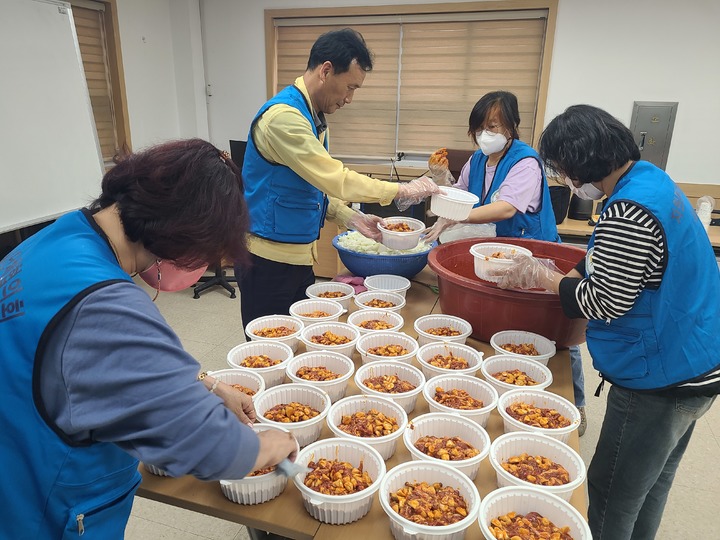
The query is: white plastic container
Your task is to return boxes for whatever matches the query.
[356,331,419,365]
[285,350,355,403]
[254,383,331,447]
[377,217,426,250]
[143,463,169,477]
[347,309,404,335]
[423,374,499,428]
[489,330,556,366]
[379,461,481,540]
[416,342,484,379]
[207,368,266,400]
[497,388,581,444]
[489,432,586,502]
[289,298,344,324]
[469,242,532,283]
[480,355,553,396]
[244,314,304,353]
[430,187,480,221]
[354,361,426,414]
[219,425,293,505]
[306,281,356,310]
[353,290,406,313]
[403,412,491,480]
[327,394,408,460]
[363,273,412,299]
[299,322,361,359]
[293,438,386,525]
[478,486,591,540]
[226,341,294,388]
[413,314,473,346]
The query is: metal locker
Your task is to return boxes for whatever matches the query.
[629,101,678,170]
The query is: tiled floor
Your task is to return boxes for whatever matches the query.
[126,280,718,539]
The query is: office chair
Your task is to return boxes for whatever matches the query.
[192,140,247,299]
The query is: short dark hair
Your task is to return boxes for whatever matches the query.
[306,28,373,74]
[468,91,521,141]
[90,139,249,268]
[539,104,641,183]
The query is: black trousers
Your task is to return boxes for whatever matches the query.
[236,253,315,334]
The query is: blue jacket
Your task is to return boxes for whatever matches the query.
[0,210,141,539]
[243,85,329,244]
[468,140,559,241]
[586,161,720,390]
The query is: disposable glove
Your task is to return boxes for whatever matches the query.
[423,217,458,244]
[495,254,563,291]
[395,176,442,211]
[347,210,384,242]
[428,148,454,187]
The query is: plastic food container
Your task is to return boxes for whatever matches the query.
[353,290,406,313]
[347,309,404,335]
[363,273,412,298]
[379,461,481,540]
[207,368,266,400]
[356,331,419,365]
[143,463,169,477]
[289,298,344,324]
[497,388,581,444]
[306,281,356,310]
[480,355,553,396]
[423,374,499,428]
[478,486,591,540]
[354,361,426,414]
[254,383,331,447]
[415,342,484,379]
[327,394,408,460]
[378,217,426,250]
[219,425,294,505]
[226,341,294,388]
[299,322,360,359]
[469,242,533,283]
[413,314,473,346]
[489,432,586,501]
[403,412,491,480]
[244,314,304,353]
[293,438,386,525]
[490,330,556,366]
[285,350,355,403]
[430,187,480,220]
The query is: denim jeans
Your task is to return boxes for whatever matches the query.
[588,385,716,540]
[569,345,585,407]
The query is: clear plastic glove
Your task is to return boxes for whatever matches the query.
[395,176,442,211]
[252,429,301,474]
[495,254,562,291]
[347,210,384,242]
[423,217,458,244]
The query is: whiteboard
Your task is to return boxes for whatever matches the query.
[0,0,104,234]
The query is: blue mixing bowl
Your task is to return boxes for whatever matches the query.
[331,232,436,279]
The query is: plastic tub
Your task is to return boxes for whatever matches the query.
[403,412,491,480]
[347,309,404,335]
[478,486,591,540]
[285,350,355,403]
[416,342,484,379]
[489,432,586,501]
[378,217,426,250]
[356,331,419,365]
[469,242,532,283]
[413,314,473,346]
[289,298,344,324]
[305,281,355,311]
[354,361,426,414]
[143,463,169,477]
[480,355,553,396]
[490,330,556,365]
[423,374,498,428]
[379,461,481,540]
[299,322,360,359]
[244,314,304,353]
[226,341,294,388]
[427,238,588,347]
[327,394,408,460]
[254,383,331,447]
[430,187,480,220]
[363,274,412,298]
[207,368,266,400]
[353,290,406,313]
[497,388,581,444]
[293,438,386,524]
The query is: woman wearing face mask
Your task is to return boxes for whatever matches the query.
[0,139,298,539]
[498,105,720,540]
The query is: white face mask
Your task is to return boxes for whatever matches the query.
[477,130,508,155]
[565,176,605,200]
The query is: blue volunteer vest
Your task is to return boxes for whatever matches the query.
[468,140,559,241]
[0,210,141,539]
[585,161,720,390]
[243,85,330,244]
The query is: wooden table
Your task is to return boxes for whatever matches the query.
[137,271,587,539]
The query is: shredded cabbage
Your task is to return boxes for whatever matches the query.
[337,231,432,255]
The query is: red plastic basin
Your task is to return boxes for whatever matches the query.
[427,238,588,348]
